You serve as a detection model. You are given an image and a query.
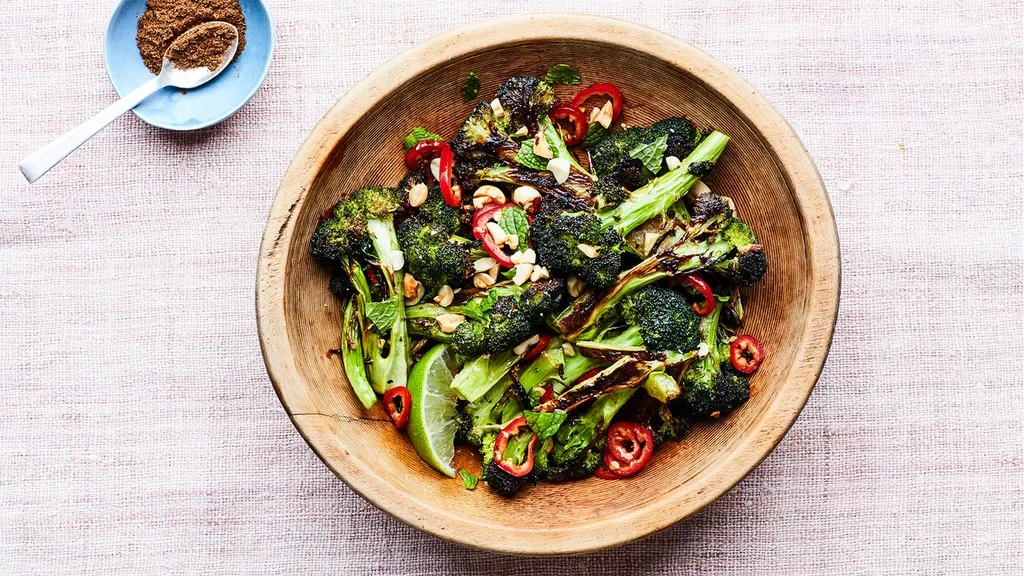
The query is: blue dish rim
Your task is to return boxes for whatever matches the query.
[102,0,275,131]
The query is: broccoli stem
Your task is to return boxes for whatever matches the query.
[341,298,377,409]
[519,345,565,392]
[599,131,729,236]
[561,326,645,385]
[363,218,410,392]
[451,350,523,402]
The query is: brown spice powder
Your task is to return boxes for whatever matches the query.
[164,22,237,70]
[136,0,247,75]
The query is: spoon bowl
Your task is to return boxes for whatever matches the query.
[159,22,239,89]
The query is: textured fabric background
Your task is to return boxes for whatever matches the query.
[0,0,1021,573]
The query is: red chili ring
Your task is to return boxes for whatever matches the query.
[683,274,716,317]
[730,334,765,374]
[570,83,624,124]
[603,422,654,477]
[522,334,553,362]
[548,103,589,146]
[403,139,445,170]
[382,386,411,429]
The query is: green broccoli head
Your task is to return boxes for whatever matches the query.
[710,218,767,286]
[591,175,629,208]
[485,295,534,352]
[648,117,699,160]
[619,286,700,352]
[348,185,406,219]
[451,102,510,158]
[520,278,567,318]
[311,201,371,263]
[535,441,604,482]
[687,160,716,178]
[396,216,474,296]
[651,402,690,446]
[682,361,750,417]
[449,320,487,359]
[400,170,461,234]
[690,191,731,223]
[589,127,648,178]
[531,202,624,289]
[496,76,556,129]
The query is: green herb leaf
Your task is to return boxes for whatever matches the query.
[403,127,443,151]
[581,122,607,150]
[523,410,568,439]
[364,296,399,333]
[497,206,529,250]
[462,72,481,102]
[457,469,479,490]
[629,133,670,174]
[515,140,550,171]
[544,64,581,85]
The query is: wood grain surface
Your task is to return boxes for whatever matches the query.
[256,14,840,555]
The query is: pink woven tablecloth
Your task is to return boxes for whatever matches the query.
[1,1,1021,573]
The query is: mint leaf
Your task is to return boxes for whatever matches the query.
[462,72,481,102]
[364,296,398,333]
[544,64,581,85]
[523,410,568,439]
[629,133,669,174]
[581,122,607,150]
[457,469,479,490]
[515,140,549,170]
[403,127,443,151]
[497,206,529,250]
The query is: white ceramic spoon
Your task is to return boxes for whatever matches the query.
[19,22,239,184]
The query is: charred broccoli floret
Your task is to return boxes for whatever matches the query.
[589,127,648,178]
[590,175,629,209]
[533,388,635,479]
[619,286,701,352]
[400,170,462,234]
[531,200,624,289]
[396,217,478,297]
[495,76,557,130]
[681,303,750,417]
[687,160,716,178]
[648,117,700,160]
[690,189,731,224]
[483,461,527,498]
[450,101,511,159]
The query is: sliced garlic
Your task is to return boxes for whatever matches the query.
[562,342,576,357]
[595,100,614,128]
[533,133,554,159]
[473,257,497,272]
[429,157,441,180]
[433,284,454,307]
[567,275,585,298]
[512,185,541,207]
[490,98,505,117]
[486,222,507,245]
[577,243,599,258]
[546,157,570,184]
[436,314,466,333]
[512,263,533,285]
[665,155,681,171]
[408,182,429,207]
[473,273,495,289]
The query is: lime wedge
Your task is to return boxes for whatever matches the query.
[406,344,459,477]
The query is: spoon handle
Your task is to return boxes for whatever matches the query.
[19,77,164,183]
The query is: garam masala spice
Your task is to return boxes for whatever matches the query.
[164,22,237,70]
[136,0,247,74]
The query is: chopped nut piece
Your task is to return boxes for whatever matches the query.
[522,248,537,264]
[510,251,526,265]
[486,222,507,244]
[473,185,504,209]
[691,179,711,197]
[488,264,500,278]
[473,257,497,272]
[512,185,541,207]
[408,182,429,207]
[643,232,662,256]
[562,342,576,357]
[588,106,600,123]
[697,342,710,357]
[533,133,553,159]
[665,155,681,171]
[512,334,541,355]
[506,234,519,250]
[513,125,529,137]
[434,284,454,307]
[595,100,614,128]
[473,273,495,289]
[547,157,570,184]
[512,263,533,285]
[403,273,421,298]
[436,314,466,333]
[567,275,585,297]
[577,243,599,258]
[531,265,550,281]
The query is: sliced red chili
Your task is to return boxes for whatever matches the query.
[730,334,764,374]
[382,386,411,429]
[437,142,460,207]
[603,422,654,478]
[522,334,553,362]
[594,463,620,480]
[493,415,537,477]
[683,274,716,317]
[403,139,445,170]
[471,202,516,267]
[548,103,588,146]
[538,387,555,404]
[570,83,624,124]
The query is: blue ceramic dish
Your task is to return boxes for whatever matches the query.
[104,0,273,131]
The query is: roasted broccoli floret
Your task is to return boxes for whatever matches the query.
[690,189,731,224]
[589,127,648,178]
[590,175,629,209]
[396,216,477,297]
[647,117,700,160]
[531,200,624,289]
[533,387,636,479]
[496,76,557,130]
[680,303,750,417]
[400,170,462,234]
[707,219,768,286]
[483,461,527,498]
[619,286,701,352]
[687,160,716,178]
[450,101,512,159]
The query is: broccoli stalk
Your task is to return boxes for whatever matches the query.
[340,297,377,409]
[455,377,523,448]
[450,350,524,403]
[598,131,730,237]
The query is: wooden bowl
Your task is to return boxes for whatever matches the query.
[256,14,840,554]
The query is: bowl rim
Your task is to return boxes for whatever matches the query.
[102,0,275,131]
[256,13,840,555]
